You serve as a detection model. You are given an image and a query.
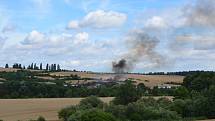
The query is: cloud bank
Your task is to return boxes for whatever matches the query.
[67,10,127,29]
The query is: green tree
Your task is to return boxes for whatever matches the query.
[79,96,104,109]
[54,64,56,71]
[170,99,186,116]
[31,63,34,69]
[174,86,189,99]
[34,63,38,70]
[137,83,146,96]
[57,64,61,71]
[59,106,77,121]
[5,63,9,68]
[205,85,215,118]
[183,72,215,92]
[40,63,42,70]
[46,64,49,70]
[68,109,117,121]
[113,80,140,105]
[36,116,46,121]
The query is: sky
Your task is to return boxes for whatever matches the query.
[0,0,215,72]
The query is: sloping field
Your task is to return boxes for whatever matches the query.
[51,72,184,88]
[0,67,19,72]
[127,74,184,88]
[0,68,184,88]
[0,97,113,121]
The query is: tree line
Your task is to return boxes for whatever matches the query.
[5,63,61,71]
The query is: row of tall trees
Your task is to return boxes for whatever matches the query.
[45,63,61,71]
[5,63,61,71]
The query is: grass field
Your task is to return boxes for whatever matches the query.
[0,97,114,121]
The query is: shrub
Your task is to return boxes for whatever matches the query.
[58,106,77,121]
[36,116,46,121]
[68,109,117,121]
[79,96,104,109]
[113,80,140,105]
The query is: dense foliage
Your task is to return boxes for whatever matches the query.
[0,71,151,98]
[113,80,141,105]
[59,72,215,121]
[59,96,182,121]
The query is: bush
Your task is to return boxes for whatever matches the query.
[68,109,117,121]
[170,99,186,116]
[113,80,140,105]
[108,98,180,121]
[36,116,46,121]
[125,100,180,121]
[183,72,215,92]
[79,96,104,109]
[58,106,77,121]
[174,86,190,99]
[105,104,127,120]
[205,85,215,118]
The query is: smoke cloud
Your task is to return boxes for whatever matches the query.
[183,0,215,27]
[112,29,165,73]
[172,0,215,51]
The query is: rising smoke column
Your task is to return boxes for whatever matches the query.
[112,29,165,73]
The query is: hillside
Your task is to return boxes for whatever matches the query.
[50,71,184,88]
[0,97,113,121]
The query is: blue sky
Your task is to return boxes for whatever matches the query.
[0,0,215,72]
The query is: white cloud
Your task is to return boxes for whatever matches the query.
[31,0,51,10]
[67,10,127,29]
[179,35,215,50]
[145,16,168,29]
[21,30,90,47]
[81,10,127,28]
[169,34,215,67]
[193,36,215,50]
[67,20,79,29]
[0,36,7,49]
[69,60,81,66]
[2,24,16,33]
[64,0,72,4]
[74,32,89,44]
[22,30,46,45]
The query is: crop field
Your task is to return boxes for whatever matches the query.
[51,71,184,88]
[0,96,173,121]
[0,97,114,121]
[0,68,184,88]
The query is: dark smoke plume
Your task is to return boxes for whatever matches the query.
[112,29,165,73]
[112,59,130,73]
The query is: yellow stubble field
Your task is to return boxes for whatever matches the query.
[0,97,114,121]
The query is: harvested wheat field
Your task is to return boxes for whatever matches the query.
[0,97,113,121]
[126,74,184,88]
[0,67,19,72]
[51,72,185,88]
